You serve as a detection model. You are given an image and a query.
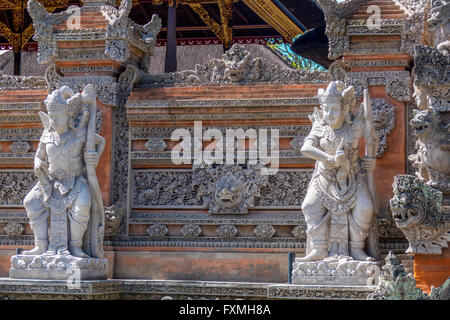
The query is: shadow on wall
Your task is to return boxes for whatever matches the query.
[0,50,52,76]
[0,44,295,76]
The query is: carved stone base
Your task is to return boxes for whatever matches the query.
[9,254,108,280]
[292,258,381,286]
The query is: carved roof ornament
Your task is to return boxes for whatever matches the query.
[27,0,162,65]
[140,44,331,87]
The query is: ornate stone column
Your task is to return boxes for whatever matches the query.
[27,0,161,236]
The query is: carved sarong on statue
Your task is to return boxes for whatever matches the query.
[10,84,108,280]
[297,81,379,263]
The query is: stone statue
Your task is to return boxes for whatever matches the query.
[408,107,450,191]
[428,0,449,56]
[298,81,378,262]
[23,84,105,258]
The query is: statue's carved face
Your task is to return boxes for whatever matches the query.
[322,101,345,130]
[214,172,244,209]
[48,107,69,135]
[410,109,434,138]
[390,192,424,228]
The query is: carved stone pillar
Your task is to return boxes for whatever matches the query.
[27,0,161,235]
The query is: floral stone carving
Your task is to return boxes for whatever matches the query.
[181,224,202,238]
[372,99,396,158]
[3,222,24,236]
[147,224,169,238]
[292,258,380,286]
[193,164,268,214]
[253,225,276,239]
[216,225,238,239]
[390,175,449,254]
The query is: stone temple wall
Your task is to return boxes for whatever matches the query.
[2,0,438,287]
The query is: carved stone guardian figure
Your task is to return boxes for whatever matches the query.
[298,81,378,262]
[390,0,450,255]
[10,85,108,280]
[292,81,380,285]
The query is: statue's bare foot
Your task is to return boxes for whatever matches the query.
[43,248,57,256]
[296,248,328,262]
[70,247,89,258]
[349,248,374,261]
[22,245,48,255]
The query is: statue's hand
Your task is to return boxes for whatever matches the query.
[362,157,376,172]
[334,138,347,167]
[42,182,52,203]
[84,151,99,167]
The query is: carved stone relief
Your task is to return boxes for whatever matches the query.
[192,164,269,214]
[216,225,238,239]
[372,98,396,158]
[181,224,202,238]
[146,224,169,238]
[139,44,331,87]
[390,175,449,254]
[253,225,276,239]
[0,171,36,207]
[3,222,24,237]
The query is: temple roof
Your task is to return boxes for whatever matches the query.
[0,0,326,51]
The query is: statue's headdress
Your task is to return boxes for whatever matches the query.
[317,81,355,113]
[44,86,75,113]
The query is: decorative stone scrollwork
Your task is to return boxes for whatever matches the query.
[414,45,450,111]
[289,136,305,152]
[372,99,396,158]
[140,44,331,87]
[390,175,450,254]
[0,171,36,206]
[0,74,47,90]
[101,0,133,62]
[181,224,202,238]
[328,60,347,82]
[10,141,31,154]
[408,107,450,191]
[253,224,275,239]
[291,225,307,240]
[192,164,268,214]
[3,222,24,237]
[216,224,238,239]
[104,204,124,236]
[145,138,167,152]
[146,224,169,238]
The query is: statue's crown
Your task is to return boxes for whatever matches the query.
[44,86,74,113]
[318,81,344,105]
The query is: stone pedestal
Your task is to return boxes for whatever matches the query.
[292,258,381,286]
[9,254,108,280]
